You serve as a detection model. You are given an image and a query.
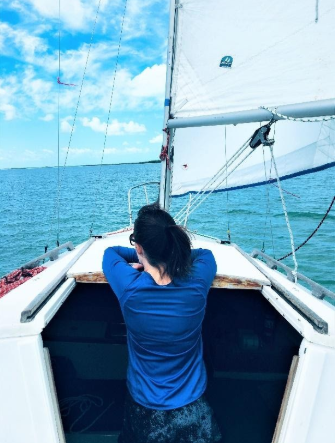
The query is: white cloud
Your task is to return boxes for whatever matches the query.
[130,64,166,98]
[61,116,74,133]
[24,0,93,31]
[124,147,150,153]
[124,147,142,153]
[0,13,168,121]
[0,103,16,120]
[23,149,39,159]
[40,114,54,121]
[105,148,118,154]
[149,134,162,144]
[42,149,53,154]
[0,22,48,63]
[0,78,18,120]
[0,61,165,123]
[62,147,92,155]
[82,116,146,135]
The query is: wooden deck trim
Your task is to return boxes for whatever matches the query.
[272,355,299,443]
[69,271,263,290]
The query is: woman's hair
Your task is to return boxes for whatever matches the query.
[133,203,191,279]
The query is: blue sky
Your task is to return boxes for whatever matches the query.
[0,0,169,168]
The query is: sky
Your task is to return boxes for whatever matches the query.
[0,0,170,168]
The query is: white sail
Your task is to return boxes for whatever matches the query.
[170,0,334,120]
[171,120,335,196]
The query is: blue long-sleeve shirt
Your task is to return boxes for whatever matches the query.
[102,246,217,410]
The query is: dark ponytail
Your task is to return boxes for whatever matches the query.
[133,203,191,279]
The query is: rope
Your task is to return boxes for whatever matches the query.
[315,0,319,23]
[183,193,192,227]
[268,150,276,257]
[224,127,231,241]
[260,106,335,123]
[269,128,298,281]
[278,196,335,261]
[174,136,252,223]
[160,128,171,169]
[270,183,300,198]
[49,0,102,246]
[175,142,254,225]
[89,0,128,236]
[167,128,176,211]
[59,395,114,433]
[262,145,275,256]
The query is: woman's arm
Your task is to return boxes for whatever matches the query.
[190,249,217,291]
[109,246,139,263]
[102,246,140,299]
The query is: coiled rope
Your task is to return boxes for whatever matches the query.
[278,196,335,261]
[60,394,114,433]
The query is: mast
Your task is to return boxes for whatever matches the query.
[159,0,179,210]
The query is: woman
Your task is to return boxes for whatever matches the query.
[103,203,221,443]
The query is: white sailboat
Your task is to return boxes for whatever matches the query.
[0,1,334,443]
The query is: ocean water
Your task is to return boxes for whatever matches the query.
[0,164,334,295]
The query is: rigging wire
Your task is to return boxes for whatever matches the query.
[49,0,103,245]
[57,0,61,247]
[277,196,335,261]
[89,0,128,236]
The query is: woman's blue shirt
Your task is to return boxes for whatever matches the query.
[102,246,217,410]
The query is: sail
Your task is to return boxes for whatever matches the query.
[170,0,334,120]
[171,120,335,196]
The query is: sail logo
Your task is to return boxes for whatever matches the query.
[220,56,233,68]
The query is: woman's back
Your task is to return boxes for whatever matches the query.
[103,247,216,409]
[102,203,221,443]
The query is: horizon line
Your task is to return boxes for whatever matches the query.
[0,159,161,171]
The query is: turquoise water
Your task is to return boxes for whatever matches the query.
[0,164,334,293]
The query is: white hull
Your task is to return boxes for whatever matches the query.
[0,230,334,443]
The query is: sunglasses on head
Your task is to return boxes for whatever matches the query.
[129,233,135,246]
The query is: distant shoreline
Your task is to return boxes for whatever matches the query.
[0,160,161,171]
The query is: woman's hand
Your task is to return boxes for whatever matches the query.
[131,263,144,271]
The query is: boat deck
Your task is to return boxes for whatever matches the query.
[67,232,271,290]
